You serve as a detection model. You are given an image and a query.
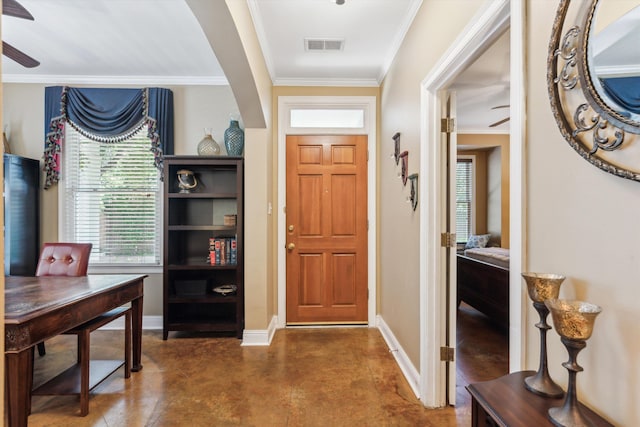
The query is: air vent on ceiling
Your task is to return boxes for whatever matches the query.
[305,38,344,52]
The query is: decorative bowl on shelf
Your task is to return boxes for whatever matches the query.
[213,284,237,296]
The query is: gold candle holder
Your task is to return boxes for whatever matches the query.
[545,299,602,427]
[521,272,565,398]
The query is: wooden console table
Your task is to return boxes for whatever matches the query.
[466,371,614,427]
[4,274,146,427]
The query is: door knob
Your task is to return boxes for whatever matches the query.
[287,243,295,251]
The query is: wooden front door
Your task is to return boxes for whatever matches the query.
[286,134,368,324]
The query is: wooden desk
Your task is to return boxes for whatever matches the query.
[4,274,146,427]
[466,371,613,427]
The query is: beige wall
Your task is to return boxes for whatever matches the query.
[2,83,240,316]
[458,133,510,247]
[379,0,484,368]
[528,1,636,425]
[226,0,275,331]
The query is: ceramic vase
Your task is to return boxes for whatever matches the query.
[197,130,220,156]
[224,120,244,156]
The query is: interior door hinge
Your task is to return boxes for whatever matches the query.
[440,346,455,362]
[440,232,456,248]
[440,117,455,133]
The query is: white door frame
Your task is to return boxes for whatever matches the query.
[276,96,377,328]
[418,0,526,407]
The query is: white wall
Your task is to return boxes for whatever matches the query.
[528,1,639,425]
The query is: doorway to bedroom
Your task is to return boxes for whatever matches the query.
[448,24,511,406]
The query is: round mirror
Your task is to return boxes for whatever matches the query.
[588,1,640,126]
[548,0,640,182]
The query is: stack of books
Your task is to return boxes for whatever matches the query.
[208,237,237,265]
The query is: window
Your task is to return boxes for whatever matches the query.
[61,126,162,266]
[290,108,364,128]
[456,158,474,243]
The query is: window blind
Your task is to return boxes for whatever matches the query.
[456,159,473,243]
[63,127,161,265]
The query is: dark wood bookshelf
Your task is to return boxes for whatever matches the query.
[162,156,244,340]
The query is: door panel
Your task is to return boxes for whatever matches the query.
[286,134,368,324]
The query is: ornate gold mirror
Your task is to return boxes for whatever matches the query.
[548,0,640,181]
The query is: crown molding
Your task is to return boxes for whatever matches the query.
[1,74,229,86]
[378,0,424,82]
[273,76,380,87]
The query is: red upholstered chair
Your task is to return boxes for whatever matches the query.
[35,242,92,277]
[32,242,131,416]
[34,243,93,356]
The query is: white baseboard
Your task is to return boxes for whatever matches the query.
[101,315,280,347]
[376,315,421,399]
[241,315,278,346]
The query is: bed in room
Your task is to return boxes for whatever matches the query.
[457,246,510,330]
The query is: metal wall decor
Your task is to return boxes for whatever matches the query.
[548,0,640,181]
[408,173,418,211]
[392,132,401,165]
[391,132,417,210]
[399,151,409,186]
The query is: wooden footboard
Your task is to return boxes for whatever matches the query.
[456,254,509,329]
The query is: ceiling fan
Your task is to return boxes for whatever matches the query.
[489,104,510,127]
[2,0,40,68]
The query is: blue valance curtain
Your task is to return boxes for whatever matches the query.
[600,77,640,116]
[43,86,174,189]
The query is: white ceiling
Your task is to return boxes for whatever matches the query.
[1,0,510,132]
[247,0,421,86]
[1,0,225,84]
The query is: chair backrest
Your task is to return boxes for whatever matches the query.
[35,243,93,277]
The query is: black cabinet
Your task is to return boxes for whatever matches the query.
[162,156,244,339]
[4,154,40,276]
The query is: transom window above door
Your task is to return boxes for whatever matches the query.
[290,109,364,128]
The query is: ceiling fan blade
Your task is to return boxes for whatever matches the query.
[489,117,510,127]
[2,0,34,20]
[491,104,510,110]
[2,41,40,68]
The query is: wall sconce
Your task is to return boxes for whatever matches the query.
[399,151,409,186]
[392,132,401,165]
[408,173,418,211]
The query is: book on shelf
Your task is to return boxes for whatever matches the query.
[208,236,237,266]
[230,237,237,265]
